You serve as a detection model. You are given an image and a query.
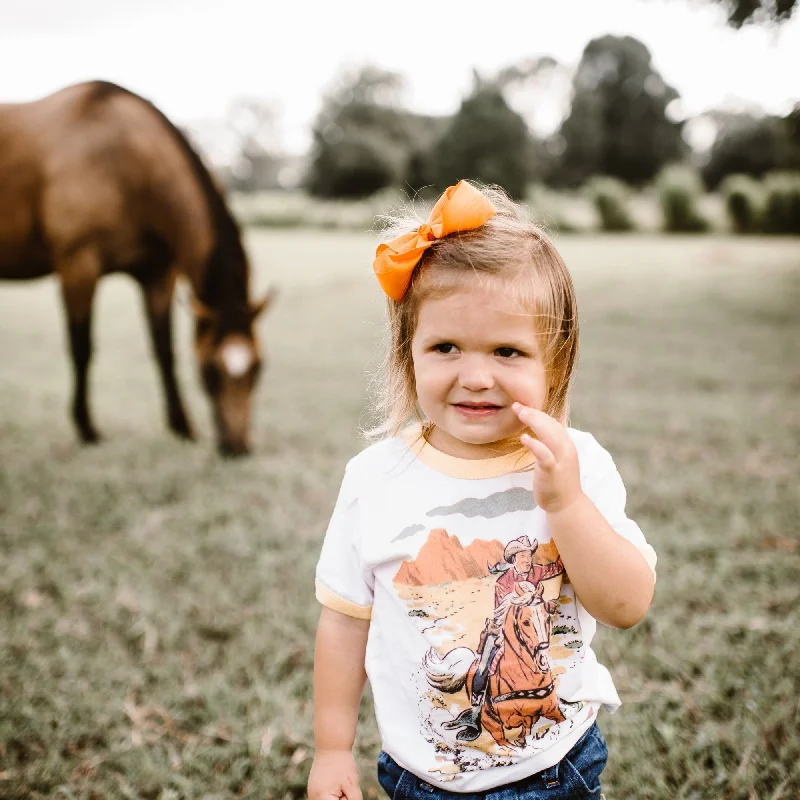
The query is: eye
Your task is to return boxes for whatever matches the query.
[196,317,215,338]
[201,362,222,396]
[495,347,523,359]
[433,343,459,354]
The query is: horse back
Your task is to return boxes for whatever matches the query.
[0,82,215,282]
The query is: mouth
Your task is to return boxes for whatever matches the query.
[452,402,504,418]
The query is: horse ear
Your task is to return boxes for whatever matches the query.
[250,286,278,320]
[190,294,217,323]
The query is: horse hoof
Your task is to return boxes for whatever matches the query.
[170,422,195,441]
[168,409,195,440]
[218,441,250,458]
[78,427,102,444]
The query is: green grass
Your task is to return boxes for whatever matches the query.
[1,232,799,799]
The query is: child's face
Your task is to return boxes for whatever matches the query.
[411,280,548,460]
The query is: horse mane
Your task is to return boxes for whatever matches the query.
[84,81,250,333]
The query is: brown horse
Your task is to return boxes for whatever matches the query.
[0,81,274,455]
[425,582,565,748]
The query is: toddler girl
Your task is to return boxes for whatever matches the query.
[308,181,657,799]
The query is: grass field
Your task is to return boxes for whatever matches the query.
[1,232,799,799]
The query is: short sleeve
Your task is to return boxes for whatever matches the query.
[315,464,374,620]
[578,435,657,578]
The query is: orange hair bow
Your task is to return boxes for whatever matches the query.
[373,180,496,302]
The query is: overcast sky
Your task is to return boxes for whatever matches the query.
[1,0,798,154]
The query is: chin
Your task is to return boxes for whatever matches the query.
[452,425,514,446]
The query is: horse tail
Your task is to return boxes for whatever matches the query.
[423,647,476,693]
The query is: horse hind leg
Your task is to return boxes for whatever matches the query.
[139,269,193,440]
[58,249,102,443]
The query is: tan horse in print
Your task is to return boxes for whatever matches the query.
[425,581,565,748]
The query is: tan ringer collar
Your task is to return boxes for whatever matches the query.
[403,423,535,480]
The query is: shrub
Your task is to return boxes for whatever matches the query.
[656,166,709,233]
[587,177,636,232]
[721,174,765,233]
[762,172,800,234]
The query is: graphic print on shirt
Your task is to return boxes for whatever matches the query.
[393,523,589,778]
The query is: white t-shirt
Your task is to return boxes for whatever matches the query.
[315,425,656,793]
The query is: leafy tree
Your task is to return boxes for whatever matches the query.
[496,56,572,184]
[226,98,282,191]
[701,111,799,188]
[700,0,797,26]
[429,75,533,200]
[556,35,685,187]
[185,99,283,192]
[306,66,446,199]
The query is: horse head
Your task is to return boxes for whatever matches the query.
[192,287,276,456]
[508,582,552,673]
[510,580,544,606]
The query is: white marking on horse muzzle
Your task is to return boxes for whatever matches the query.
[221,342,253,378]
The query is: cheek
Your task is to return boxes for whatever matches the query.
[413,356,446,398]
[506,364,548,407]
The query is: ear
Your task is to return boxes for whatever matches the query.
[249,285,278,320]
[190,294,217,323]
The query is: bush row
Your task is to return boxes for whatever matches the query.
[721,172,800,234]
[588,168,800,234]
[231,170,800,235]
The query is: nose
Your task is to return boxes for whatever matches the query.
[458,356,495,391]
[218,438,251,458]
[213,387,253,458]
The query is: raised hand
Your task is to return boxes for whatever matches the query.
[512,403,584,513]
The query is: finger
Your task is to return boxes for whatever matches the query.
[520,433,556,469]
[514,405,565,461]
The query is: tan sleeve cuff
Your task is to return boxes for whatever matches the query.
[316,580,372,620]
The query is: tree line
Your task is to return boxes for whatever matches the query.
[302,34,799,202]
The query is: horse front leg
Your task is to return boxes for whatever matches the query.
[140,270,194,440]
[481,705,514,748]
[58,250,103,443]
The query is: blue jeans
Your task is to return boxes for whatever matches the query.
[377,723,608,800]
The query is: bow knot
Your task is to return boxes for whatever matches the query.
[417,223,434,240]
[372,180,496,302]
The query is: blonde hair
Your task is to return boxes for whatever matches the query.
[366,184,579,441]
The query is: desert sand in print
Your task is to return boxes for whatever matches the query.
[393,529,583,773]
[393,529,573,658]
[396,576,571,658]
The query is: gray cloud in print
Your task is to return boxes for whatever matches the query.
[427,487,537,519]
[391,523,426,543]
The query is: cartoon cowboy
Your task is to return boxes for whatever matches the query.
[442,535,564,742]
[493,535,564,612]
